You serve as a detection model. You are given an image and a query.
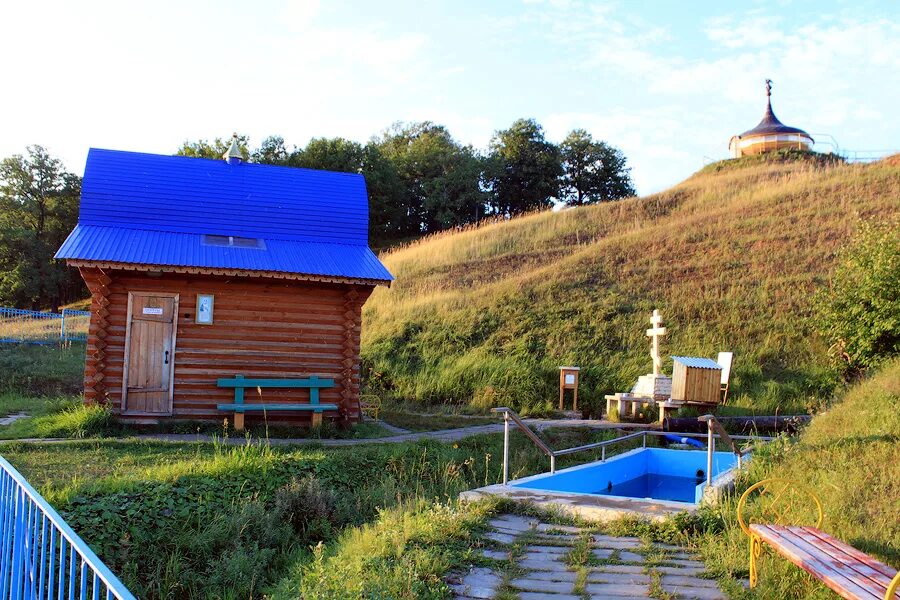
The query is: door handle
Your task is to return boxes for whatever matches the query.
[164,350,170,365]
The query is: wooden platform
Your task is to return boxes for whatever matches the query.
[751,524,899,600]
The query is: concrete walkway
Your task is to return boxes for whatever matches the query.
[0,418,650,447]
[127,418,648,446]
[450,513,729,600]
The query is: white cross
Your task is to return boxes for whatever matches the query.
[646,309,667,376]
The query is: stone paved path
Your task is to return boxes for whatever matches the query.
[450,514,728,600]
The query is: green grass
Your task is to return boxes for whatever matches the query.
[689,358,900,599]
[362,157,899,415]
[1,425,632,599]
[0,343,85,396]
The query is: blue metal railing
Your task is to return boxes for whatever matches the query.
[0,456,136,600]
[0,308,90,344]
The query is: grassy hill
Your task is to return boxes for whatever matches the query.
[362,152,900,415]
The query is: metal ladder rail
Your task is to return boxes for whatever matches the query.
[491,408,555,484]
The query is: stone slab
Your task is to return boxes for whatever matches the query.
[593,564,646,575]
[523,570,579,583]
[510,578,575,594]
[449,567,501,599]
[488,515,536,532]
[518,593,582,600]
[536,522,584,534]
[618,551,645,563]
[660,575,720,588]
[592,548,615,560]
[593,534,642,549]
[655,565,705,576]
[585,571,651,585]
[659,584,726,600]
[485,531,516,545]
[528,545,570,554]
[584,582,651,597]
[480,549,508,560]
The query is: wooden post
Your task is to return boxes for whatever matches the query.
[234,413,245,432]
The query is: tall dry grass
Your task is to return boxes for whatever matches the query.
[362,155,900,413]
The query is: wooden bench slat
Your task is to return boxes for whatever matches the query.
[216,377,335,389]
[802,527,899,583]
[768,526,895,593]
[217,403,339,412]
[752,525,883,600]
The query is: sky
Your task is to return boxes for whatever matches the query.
[1,0,898,194]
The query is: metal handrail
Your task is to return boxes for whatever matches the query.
[491,407,771,487]
[491,408,555,483]
[0,455,136,600]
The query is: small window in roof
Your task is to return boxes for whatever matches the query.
[202,234,266,249]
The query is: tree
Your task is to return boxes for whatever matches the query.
[293,137,365,173]
[560,129,635,205]
[375,122,487,234]
[487,118,562,215]
[176,134,251,160]
[0,146,83,309]
[815,219,899,376]
[253,135,291,165]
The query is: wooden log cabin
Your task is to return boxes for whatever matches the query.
[55,141,393,428]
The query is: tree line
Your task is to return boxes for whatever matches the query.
[1,119,634,308]
[178,119,635,243]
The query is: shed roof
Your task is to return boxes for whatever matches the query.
[55,149,393,283]
[671,356,723,370]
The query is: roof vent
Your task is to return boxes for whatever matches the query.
[223,133,243,165]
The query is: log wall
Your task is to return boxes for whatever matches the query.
[79,268,374,425]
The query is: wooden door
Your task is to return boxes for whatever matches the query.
[122,292,179,414]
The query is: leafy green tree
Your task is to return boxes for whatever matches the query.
[293,137,365,172]
[0,146,83,309]
[815,219,899,375]
[487,118,562,215]
[375,122,487,234]
[253,135,291,165]
[560,129,635,204]
[176,134,251,160]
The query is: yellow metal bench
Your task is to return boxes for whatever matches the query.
[738,478,900,600]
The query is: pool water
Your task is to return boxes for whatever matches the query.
[510,447,739,504]
[601,473,705,503]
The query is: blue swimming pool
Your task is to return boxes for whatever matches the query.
[510,447,739,504]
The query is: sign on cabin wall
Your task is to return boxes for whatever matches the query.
[196,294,214,324]
[142,307,163,315]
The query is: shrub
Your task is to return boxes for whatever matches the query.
[273,476,339,542]
[815,219,900,376]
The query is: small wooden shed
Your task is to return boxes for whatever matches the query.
[670,356,722,404]
[55,144,393,427]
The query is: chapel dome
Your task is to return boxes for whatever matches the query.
[729,80,813,158]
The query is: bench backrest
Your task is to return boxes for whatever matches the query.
[217,375,335,389]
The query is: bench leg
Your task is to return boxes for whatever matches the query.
[311,412,323,428]
[234,412,245,432]
[749,534,762,588]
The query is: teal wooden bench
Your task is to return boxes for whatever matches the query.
[216,374,337,430]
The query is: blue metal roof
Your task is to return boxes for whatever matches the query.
[55,149,392,283]
[671,356,723,370]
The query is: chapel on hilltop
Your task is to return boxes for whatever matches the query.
[729,80,814,158]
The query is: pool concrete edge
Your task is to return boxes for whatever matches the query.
[459,483,694,521]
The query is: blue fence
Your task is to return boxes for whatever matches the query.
[0,308,90,344]
[0,455,136,600]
